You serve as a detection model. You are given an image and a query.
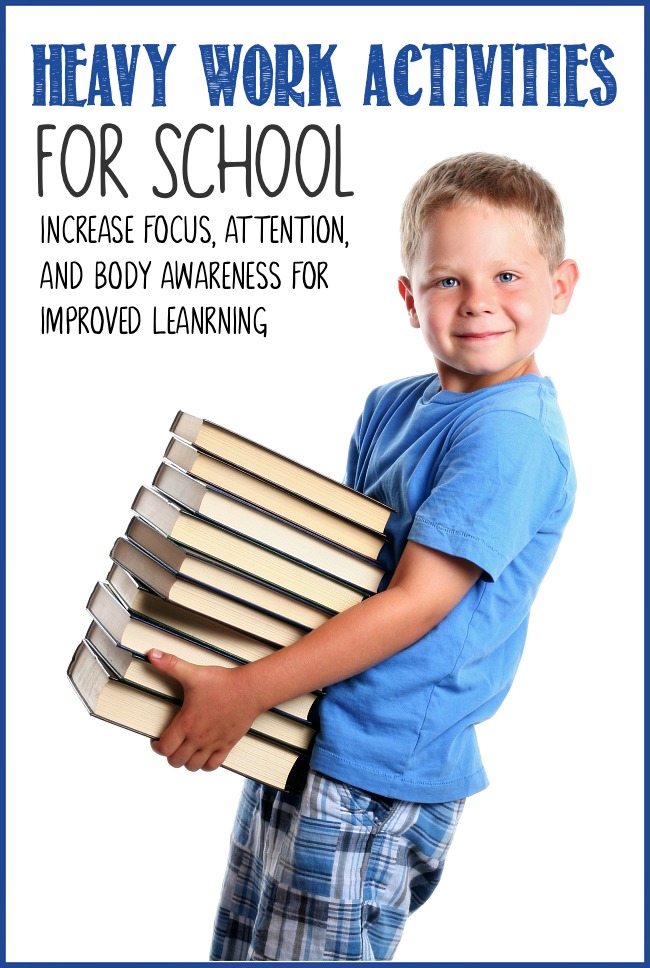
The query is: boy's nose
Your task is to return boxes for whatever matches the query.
[459,284,496,315]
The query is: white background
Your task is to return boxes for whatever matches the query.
[5,5,644,963]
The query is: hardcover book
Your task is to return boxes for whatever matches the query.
[85,621,317,751]
[171,411,394,533]
[89,577,321,725]
[126,514,335,627]
[130,492,369,612]
[164,436,387,559]
[68,639,309,791]
[132,487,367,612]
[151,461,385,591]
[105,564,280,662]
[110,534,309,648]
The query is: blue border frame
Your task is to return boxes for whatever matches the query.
[1,2,646,966]
[3,0,647,5]
[1,2,7,965]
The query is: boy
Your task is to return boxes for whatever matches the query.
[149,152,579,961]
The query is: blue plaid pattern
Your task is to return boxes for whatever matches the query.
[210,770,464,961]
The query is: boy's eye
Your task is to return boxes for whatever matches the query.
[436,277,459,289]
[497,272,517,283]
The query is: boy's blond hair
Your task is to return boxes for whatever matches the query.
[400,151,565,275]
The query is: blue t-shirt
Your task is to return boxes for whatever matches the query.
[310,372,576,802]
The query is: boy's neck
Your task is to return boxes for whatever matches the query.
[436,354,541,393]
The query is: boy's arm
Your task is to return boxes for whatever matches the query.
[149,541,482,772]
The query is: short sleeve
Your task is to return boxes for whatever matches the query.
[409,409,570,580]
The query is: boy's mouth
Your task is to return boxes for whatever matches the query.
[456,331,508,341]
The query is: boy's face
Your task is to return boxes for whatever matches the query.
[399,203,578,393]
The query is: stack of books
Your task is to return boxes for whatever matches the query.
[68,411,393,791]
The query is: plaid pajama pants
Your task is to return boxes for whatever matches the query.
[210,770,465,962]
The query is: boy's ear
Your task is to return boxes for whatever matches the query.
[398,276,420,329]
[551,259,579,315]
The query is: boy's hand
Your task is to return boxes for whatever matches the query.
[147,650,261,773]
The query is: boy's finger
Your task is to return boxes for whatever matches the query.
[159,737,199,769]
[184,748,215,773]
[148,648,195,687]
[202,750,227,772]
[150,712,186,759]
